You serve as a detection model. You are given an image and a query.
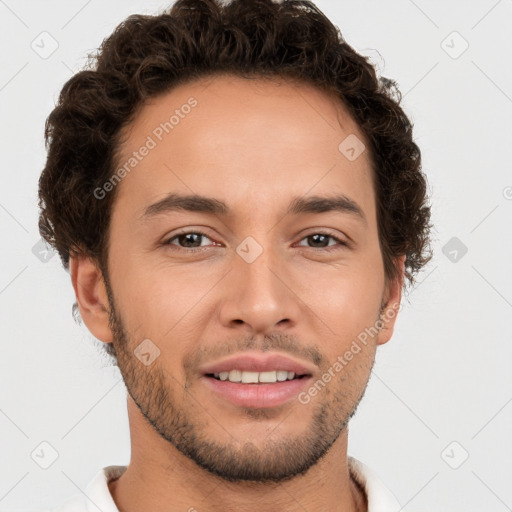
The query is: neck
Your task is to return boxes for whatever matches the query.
[108,397,367,512]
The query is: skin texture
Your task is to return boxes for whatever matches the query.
[70,74,405,512]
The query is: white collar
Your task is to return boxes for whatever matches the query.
[348,456,401,511]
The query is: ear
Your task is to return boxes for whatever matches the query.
[376,254,406,346]
[69,255,113,343]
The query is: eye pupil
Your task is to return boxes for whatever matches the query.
[309,234,329,248]
[179,233,202,247]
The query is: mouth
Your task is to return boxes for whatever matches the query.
[202,371,313,409]
[199,352,315,408]
[205,370,311,383]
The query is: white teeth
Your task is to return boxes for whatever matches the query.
[258,371,277,383]
[228,369,242,382]
[276,370,288,382]
[212,370,302,383]
[241,371,259,383]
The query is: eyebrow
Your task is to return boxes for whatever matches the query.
[140,192,367,225]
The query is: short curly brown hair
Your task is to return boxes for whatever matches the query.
[38,0,432,300]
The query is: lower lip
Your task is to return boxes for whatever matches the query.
[202,375,312,408]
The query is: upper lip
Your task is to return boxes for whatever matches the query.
[199,352,315,376]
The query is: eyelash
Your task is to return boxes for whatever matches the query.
[162,230,348,252]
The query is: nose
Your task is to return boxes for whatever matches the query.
[217,243,301,335]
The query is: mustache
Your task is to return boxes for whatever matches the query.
[183,332,324,374]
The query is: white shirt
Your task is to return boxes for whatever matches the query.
[47,456,401,511]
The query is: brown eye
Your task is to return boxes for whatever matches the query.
[164,231,213,249]
[297,233,347,250]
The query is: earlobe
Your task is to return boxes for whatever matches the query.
[69,255,114,343]
[376,255,406,346]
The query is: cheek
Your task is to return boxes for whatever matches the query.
[304,264,384,349]
[305,256,383,304]
[111,260,213,348]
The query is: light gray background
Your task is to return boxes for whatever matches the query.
[1,0,511,510]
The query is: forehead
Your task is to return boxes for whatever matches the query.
[112,74,376,223]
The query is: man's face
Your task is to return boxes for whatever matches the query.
[88,74,401,482]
